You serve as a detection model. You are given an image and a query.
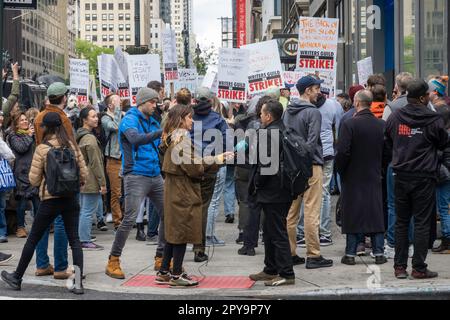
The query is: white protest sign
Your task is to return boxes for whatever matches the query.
[297,17,339,97]
[242,40,284,95]
[127,54,161,106]
[162,29,178,82]
[217,48,249,103]
[283,71,306,101]
[114,46,129,82]
[89,74,98,109]
[69,59,89,104]
[98,54,130,101]
[201,65,218,91]
[175,69,198,92]
[357,57,374,87]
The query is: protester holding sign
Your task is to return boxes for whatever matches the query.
[217,48,249,104]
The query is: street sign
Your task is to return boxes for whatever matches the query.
[4,0,38,10]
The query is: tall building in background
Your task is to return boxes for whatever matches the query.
[149,0,164,52]
[220,17,234,48]
[160,0,171,24]
[2,0,77,79]
[170,0,194,65]
[78,0,154,49]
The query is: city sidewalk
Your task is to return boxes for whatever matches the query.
[0,198,449,299]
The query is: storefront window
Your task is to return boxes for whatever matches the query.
[402,0,416,75]
[423,0,446,78]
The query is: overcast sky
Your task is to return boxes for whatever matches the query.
[193,0,232,49]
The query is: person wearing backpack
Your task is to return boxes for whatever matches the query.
[248,99,295,287]
[1,112,88,294]
[283,75,333,270]
[76,107,107,251]
[102,94,123,231]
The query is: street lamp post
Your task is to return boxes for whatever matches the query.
[182,24,189,68]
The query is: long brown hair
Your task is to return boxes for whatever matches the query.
[42,124,76,150]
[11,112,27,132]
[162,104,193,146]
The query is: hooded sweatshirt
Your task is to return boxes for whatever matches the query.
[283,99,323,166]
[315,95,344,159]
[385,103,449,177]
[191,100,230,156]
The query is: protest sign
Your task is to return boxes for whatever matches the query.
[162,29,179,83]
[242,40,284,95]
[357,57,374,87]
[114,46,129,82]
[69,59,89,104]
[127,54,161,106]
[297,17,339,97]
[283,71,306,101]
[201,65,218,92]
[176,69,198,92]
[217,48,249,103]
[98,54,130,101]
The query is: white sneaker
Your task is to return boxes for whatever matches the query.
[408,245,414,258]
[384,244,395,259]
[106,213,113,223]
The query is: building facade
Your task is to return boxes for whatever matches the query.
[2,0,77,79]
[170,0,194,66]
[309,0,450,93]
[78,0,154,49]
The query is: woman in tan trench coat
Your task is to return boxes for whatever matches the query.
[156,104,234,288]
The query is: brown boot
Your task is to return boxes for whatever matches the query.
[54,269,73,280]
[35,265,54,277]
[105,255,125,279]
[154,256,163,271]
[16,228,27,239]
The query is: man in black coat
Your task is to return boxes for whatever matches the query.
[248,100,295,287]
[336,90,388,266]
[385,79,449,280]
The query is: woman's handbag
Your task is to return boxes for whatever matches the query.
[0,158,16,192]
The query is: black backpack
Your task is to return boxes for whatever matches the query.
[280,128,313,198]
[44,142,80,197]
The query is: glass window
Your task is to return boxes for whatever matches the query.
[119,35,124,41]
[92,24,98,31]
[102,35,108,41]
[125,24,131,31]
[119,24,124,31]
[422,0,446,77]
[109,24,114,31]
[119,4,123,10]
[85,3,90,10]
[126,35,131,41]
[109,3,114,10]
[109,35,114,41]
[109,14,114,20]
[86,35,91,41]
[92,14,97,21]
[119,14,124,20]
[125,14,131,20]
[274,0,281,16]
[102,14,107,20]
[402,0,416,75]
[102,24,107,31]
[102,3,107,10]
[125,3,130,10]
[85,14,90,21]
[92,3,97,10]
[92,35,98,42]
[85,25,91,31]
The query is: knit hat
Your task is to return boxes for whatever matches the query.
[348,85,365,104]
[428,79,447,96]
[195,87,214,101]
[136,87,159,106]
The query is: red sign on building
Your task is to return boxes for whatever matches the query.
[236,0,246,48]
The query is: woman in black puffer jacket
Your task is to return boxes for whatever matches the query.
[8,112,39,239]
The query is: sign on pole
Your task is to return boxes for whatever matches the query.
[98,54,129,101]
[114,46,129,82]
[4,0,37,10]
[162,29,179,83]
[357,57,374,87]
[177,69,198,92]
[242,40,284,95]
[297,17,339,97]
[69,59,89,105]
[126,54,161,106]
[217,48,249,103]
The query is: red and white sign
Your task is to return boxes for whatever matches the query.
[69,59,89,105]
[217,48,249,103]
[236,0,246,48]
[162,29,179,83]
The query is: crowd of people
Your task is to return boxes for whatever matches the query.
[0,61,448,293]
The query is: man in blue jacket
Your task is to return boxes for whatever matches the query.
[106,87,164,279]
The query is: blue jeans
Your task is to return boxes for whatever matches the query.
[206,166,226,237]
[346,233,384,257]
[386,165,414,247]
[224,166,236,217]
[17,196,40,229]
[35,214,69,272]
[320,160,334,238]
[437,181,450,239]
[79,193,102,243]
[0,192,7,238]
[147,201,160,237]
[297,205,304,239]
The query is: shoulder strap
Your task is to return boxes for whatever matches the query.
[138,118,160,155]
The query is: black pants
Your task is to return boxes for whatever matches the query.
[261,202,295,279]
[394,175,436,273]
[193,176,216,253]
[235,167,250,231]
[15,197,83,278]
[161,243,187,275]
[243,194,262,249]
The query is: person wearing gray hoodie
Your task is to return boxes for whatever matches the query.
[283,76,333,270]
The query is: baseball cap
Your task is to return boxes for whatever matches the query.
[195,87,214,101]
[47,82,69,98]
[296,75,324,95]
[40,112,62,128]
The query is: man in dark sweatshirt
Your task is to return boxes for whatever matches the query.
[385,79,449,280]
